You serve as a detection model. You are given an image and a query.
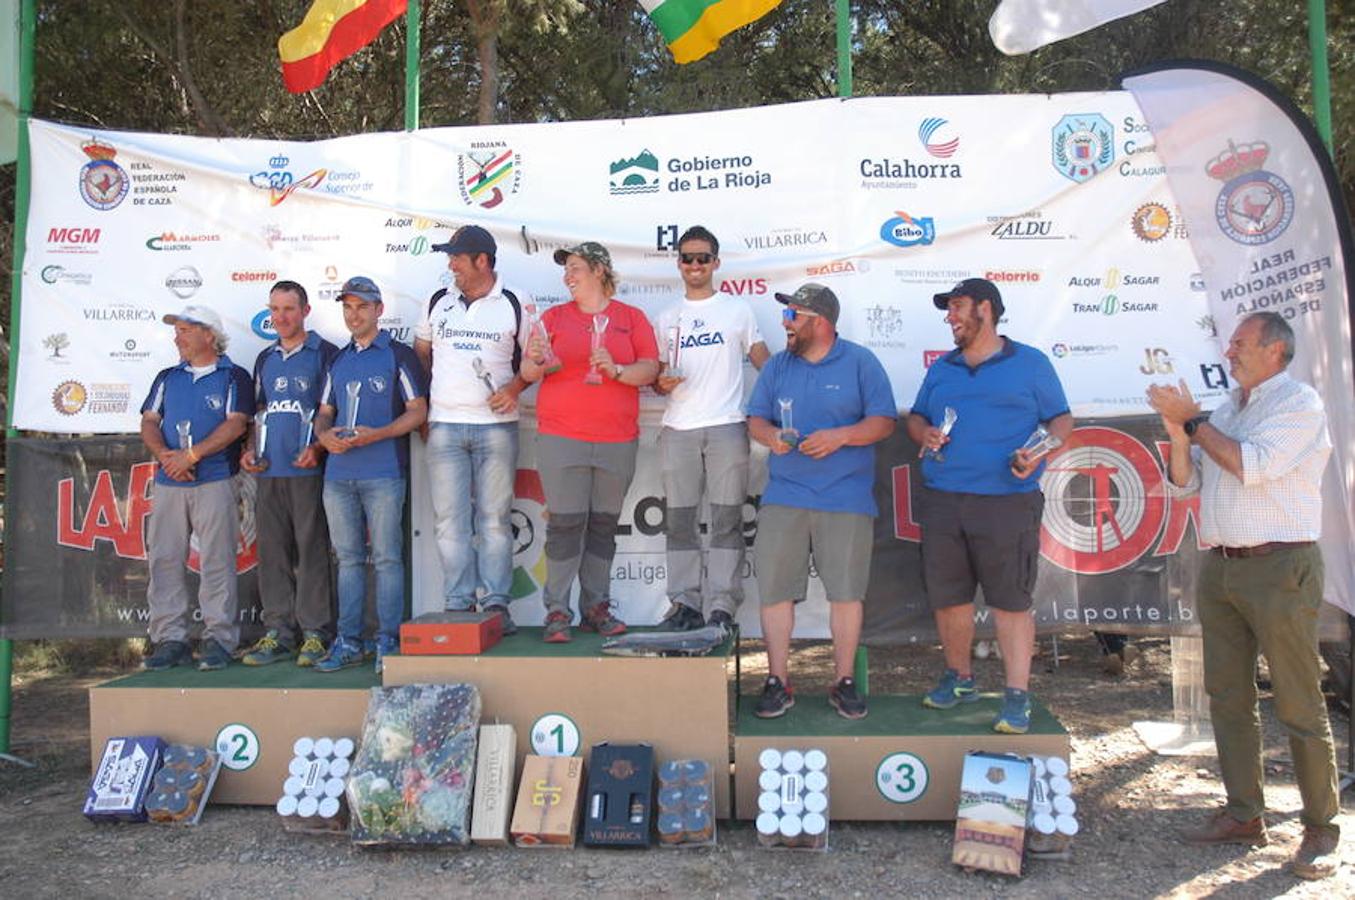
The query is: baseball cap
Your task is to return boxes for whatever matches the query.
[552,241,612,269]
[432,224,496,257]
[163,304,228,349]
[337,276,382,304]
[774,282,840,326]
[933,277,1004,319]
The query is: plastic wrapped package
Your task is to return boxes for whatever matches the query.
[347,684,482,845]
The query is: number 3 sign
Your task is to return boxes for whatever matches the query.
[876,751,929,804]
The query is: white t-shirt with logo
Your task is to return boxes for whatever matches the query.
[415,276,526,424]
[655,292,764,430]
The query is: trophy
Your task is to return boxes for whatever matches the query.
[296,407,316,464]
[664,324,683,380]
[776,397,799,448]
[924,406,958,462]
[525,302,562,374]
[584,313,610,385]
[1011,424,1063,467]
[472,357,497,395]
[337,380,361,438]
[253,410,270,471]
[175,420,195,479]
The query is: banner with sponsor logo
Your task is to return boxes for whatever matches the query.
[10,92,1354,636]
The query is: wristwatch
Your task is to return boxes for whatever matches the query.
[1184,415,1208,437]
[612,363,625,380]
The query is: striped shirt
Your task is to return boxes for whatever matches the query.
[1173,371,1330,546]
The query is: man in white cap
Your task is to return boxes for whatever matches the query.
[139,305,254,672]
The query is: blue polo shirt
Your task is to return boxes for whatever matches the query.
[252,331,340,479]
[910,338,1069,495]
[320,330,428,481]
[748,337,897,515]
[142,355,254,487]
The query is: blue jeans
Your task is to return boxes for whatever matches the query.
[323,477,406,644]
[426,422,518,610]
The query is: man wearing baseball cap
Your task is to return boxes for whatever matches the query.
[907,277,1072,734]
[415,225,529,633]
[139,305,254,672]
[746,282,896,720]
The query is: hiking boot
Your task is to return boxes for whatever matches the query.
[579,602,627,637]
[142,640,191,672]
[543,610,572,643]
[829,677,868,720]
[314,638,365,673]
[708,610,735,631]
[1292,825,1340,879]
[241,630,294,666]
[296,631,327,667]
[993,688,1031,734]
[1180,810,1269,846]
[655,603,705,632]
[922,668,979,709]
[754,675,795,719]
[196,639,231,672]
[374,636,399,675]
[484,603,517,636]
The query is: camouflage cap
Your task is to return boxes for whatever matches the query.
[774,282,840,326]
[552,241,612,270]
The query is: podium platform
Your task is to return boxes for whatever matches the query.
[733,693,1069,821]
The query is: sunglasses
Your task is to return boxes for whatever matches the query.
[679,252,716,265]
[782,307,820,323]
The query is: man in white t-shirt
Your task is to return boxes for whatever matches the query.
[415,225,528,633]
[654,226,769,631]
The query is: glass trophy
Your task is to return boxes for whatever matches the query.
[525,302,562,374]
[1011,424,1063,467]
[253,410,270,471]
[296,407,315,464]
[925,406,958,462]
[584,313,610,385]
[665,324,683,379]
[337,380,361,438]
[175,420,195,479]
[472,357,497,395]
[777,397,799,448]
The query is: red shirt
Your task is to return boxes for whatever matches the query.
[537,299,658,442]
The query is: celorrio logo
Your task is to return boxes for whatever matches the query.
[232,270,278,283]
[880,212,936,248]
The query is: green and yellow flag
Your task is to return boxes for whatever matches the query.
[640,0,784,64]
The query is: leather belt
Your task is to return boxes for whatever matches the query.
[1212,541,1315,559]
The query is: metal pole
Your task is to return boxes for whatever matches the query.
[835,0,852,99]
[1307,0,1332,155]
[404,0,421,131]
[2,0,38,765]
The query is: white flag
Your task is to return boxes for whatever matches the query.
[990,0,1168,55]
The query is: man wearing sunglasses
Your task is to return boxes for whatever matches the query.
[746,283,897,719]
[653,226,769,633]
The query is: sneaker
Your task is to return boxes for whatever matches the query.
[484,603,517,636]
[142,640,191,672]
[374,636,399,675]
[1180,810,1269,847]
[708,610,735,631]
[241,630,294,666]
[296,631,327,668]
[655,603,705,632]
[922,668,979,709]
[314,638,365,673]
[829,677,868,720]
[754,675,795,718]
[579,602,627,637]
[543,610,572,643]
[196,639,231,672]
[361,639,377,661]
[1292,825,1340,879]
[993,688,1031,734]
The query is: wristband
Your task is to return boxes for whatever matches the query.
[1184,415,1208,438]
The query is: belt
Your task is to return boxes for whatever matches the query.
[1212,541,1314,559]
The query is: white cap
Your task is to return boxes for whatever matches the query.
[288,757,308,777]
[324,777,346,798]
[759,769,782,792]
[163,305,228,350]
[804,749,828,771]
[1045,756,1069,777]
[292,737,314,758]
[802,812,827,835]
[333,738,355,759]
[758,748,782,770]
[297,795,319,817]
[1053,794,1077,815]
[758,791,781,813]
[781,750,805,773]
[805,771,828,793]
[779,813,803,837]
[329,757,351,778]
[756,812,780,835]
[1055,814,1080,836]
[318,796,341,819]
[276,794,299,816]
[313,737,335,758]
[804,791,828,814]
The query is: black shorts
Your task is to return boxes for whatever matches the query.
[918,488,1044,612]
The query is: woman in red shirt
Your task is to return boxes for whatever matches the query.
[522,241,659,642]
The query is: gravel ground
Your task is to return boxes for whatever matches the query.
[1,634,1351,899]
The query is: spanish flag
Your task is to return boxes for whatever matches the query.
[640,0,784,64]
[279,0,408,93]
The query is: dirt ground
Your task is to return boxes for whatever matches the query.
[1,634,1352,899]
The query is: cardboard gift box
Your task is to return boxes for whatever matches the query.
[583,743,654,848]
[510,755,584,847]
[471,724,518,846]
[399,611,504,655]
[952,751,1034,876]
[85,735,166,822]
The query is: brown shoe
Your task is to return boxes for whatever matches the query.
[1292,826,1340,880]
[1180,810,1269,846]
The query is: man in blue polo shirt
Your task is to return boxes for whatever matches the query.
[313,276,428,673]
[907,277,1072,734]
[747,282,896,720]
[240,280,340,667]
[139,305,254,672]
